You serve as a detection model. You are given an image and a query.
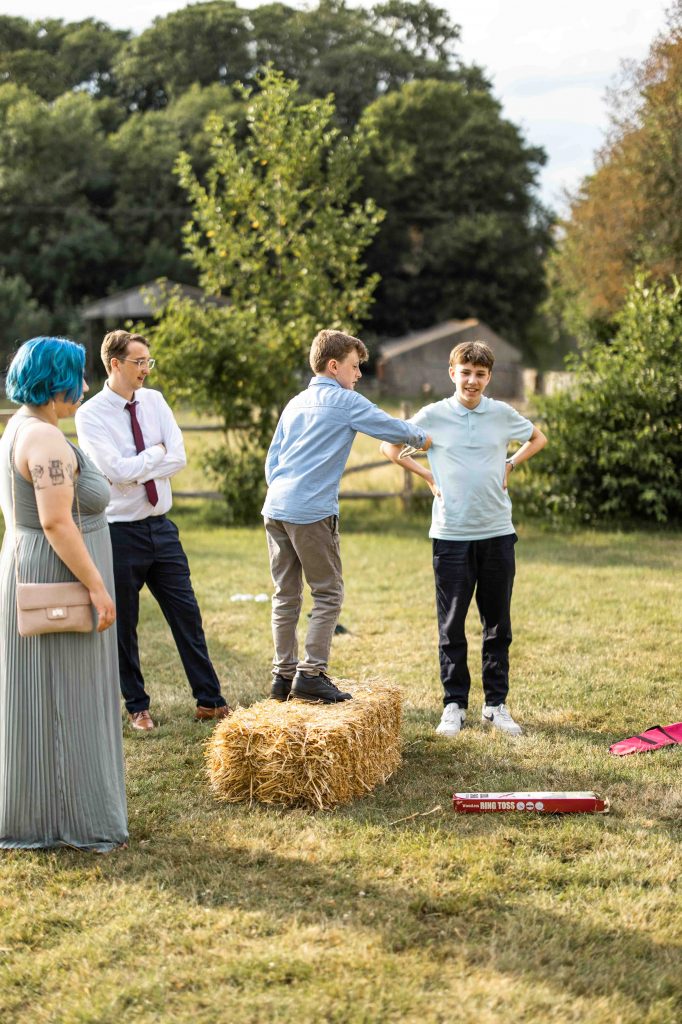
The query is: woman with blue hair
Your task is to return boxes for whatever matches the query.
[0,337,127,852]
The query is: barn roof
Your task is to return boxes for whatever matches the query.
[379,319,522,363]
[81,281,229,320]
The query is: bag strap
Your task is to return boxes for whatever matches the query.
[10,415,83,588]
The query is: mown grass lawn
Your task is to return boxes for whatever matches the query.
[1,426,681,1023]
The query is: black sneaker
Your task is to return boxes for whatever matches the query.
[270,674,293,701]
[291,671,352,704]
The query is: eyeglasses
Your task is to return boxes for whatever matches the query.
[123,357,156,369]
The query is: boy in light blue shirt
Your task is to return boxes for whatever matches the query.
[381,341,546,737]
[263,329,430,705]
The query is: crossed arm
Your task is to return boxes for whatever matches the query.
[76,398,186,486]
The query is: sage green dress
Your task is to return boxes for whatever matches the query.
[0,414,128,851]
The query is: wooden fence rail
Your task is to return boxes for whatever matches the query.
[2,404,424,507]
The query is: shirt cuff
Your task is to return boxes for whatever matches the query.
[412,425,428,448]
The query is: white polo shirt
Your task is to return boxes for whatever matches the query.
[410,395,534,541]
[76,383,187,522]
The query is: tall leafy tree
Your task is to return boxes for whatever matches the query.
[112,0,471,124]
[0,271,51,365]
[359,78,551,350]
[0,79,242,328]
[0,0,546,352]
[249,0,471,127]
[113,1,254,110]
[0,84,118,326]
[0,15,128,100]
[107,84,244,287]
[547,1,682,340]
[151,68,383,521]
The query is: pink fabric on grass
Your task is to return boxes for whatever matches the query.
[609,722,682,756]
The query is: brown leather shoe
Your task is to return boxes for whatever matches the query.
[194,704,232,721]
[129,709,155,732]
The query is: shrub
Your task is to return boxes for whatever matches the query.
[515,275,682,525]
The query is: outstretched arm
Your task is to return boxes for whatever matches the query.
[380,441,441,498]
[349,395,429,449]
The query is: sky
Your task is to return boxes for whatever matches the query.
[0,0,671,210]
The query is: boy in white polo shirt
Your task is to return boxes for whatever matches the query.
[381,341,547,737]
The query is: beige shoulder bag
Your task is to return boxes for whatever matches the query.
[11,423,94,637]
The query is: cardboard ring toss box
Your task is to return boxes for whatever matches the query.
[452,792,609,814]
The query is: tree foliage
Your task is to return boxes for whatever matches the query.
[0,84,118,325]
[0,15,128,100]
[359,79,551,349]
[0,1,548,359]
[0,271,51,365]
[113,0,468,125]
[547,2,682,340]
[106,84,244,288]
[518,276,682,526]
[150,68,383,521]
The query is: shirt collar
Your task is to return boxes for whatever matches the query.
[104,380,142,408]
[309,376,342,389]
[448,394,489,415]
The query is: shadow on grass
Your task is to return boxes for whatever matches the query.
[54,815,676,1013]
[10,701,679,1015]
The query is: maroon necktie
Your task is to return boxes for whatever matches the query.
[125,401,159,506]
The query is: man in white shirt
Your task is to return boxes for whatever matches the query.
[76,330,230,731]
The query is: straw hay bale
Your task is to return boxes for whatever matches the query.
[205,681,403,810]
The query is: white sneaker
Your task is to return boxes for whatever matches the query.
[482,703,523,736]
[435,703,466,737]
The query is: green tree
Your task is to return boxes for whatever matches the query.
[112,1,470,125]
[0,15,128,100]
[151,67,383,522]
[107,84,245,288]
[359,78,551,352]
[547,2,682,341]
[0,84,118,323]
[250,0,469,127]
[518,275,682,525]
[113,1,253,111]
[0,271,51,369]
[0,2,543,350]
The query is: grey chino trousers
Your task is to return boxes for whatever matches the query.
[264,516,344,678]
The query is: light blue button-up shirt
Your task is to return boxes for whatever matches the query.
[410,395,534,540]
[262,377,428,524]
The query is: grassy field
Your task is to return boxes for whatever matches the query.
[1,422,682,1023]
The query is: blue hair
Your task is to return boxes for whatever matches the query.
[5,336,86,406]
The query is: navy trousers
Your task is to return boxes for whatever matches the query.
[433,533,517,709]
[109,516,226,714]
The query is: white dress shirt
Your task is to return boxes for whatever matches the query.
[76,382,187,522]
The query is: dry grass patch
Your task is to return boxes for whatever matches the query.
[1,431,682,1022]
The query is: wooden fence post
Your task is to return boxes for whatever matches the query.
[400,401,412,512]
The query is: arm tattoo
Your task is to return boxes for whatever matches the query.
[48,459,65,485]
[29,459,75,490]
